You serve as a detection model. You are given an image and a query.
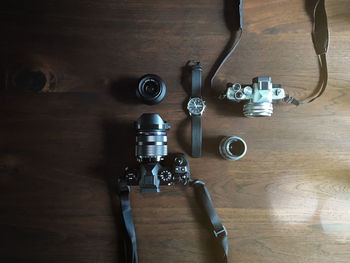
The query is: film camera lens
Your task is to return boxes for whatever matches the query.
[135,113,170,162]
[137,74,166,105]
[219,136,247,161]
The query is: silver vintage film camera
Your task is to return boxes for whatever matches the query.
[222,77,286,117]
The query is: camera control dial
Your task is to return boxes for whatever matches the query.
[125,168,138,185]
[159,170,173,184]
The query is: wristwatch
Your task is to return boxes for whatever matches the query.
[186,61,206,158]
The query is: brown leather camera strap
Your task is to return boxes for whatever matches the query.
[284,0,329,105]
[210,0,243,88]
[210,0,329,106]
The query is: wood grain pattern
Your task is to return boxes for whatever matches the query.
[1,0,350,262]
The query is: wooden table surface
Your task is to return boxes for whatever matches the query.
[1,0,350,262]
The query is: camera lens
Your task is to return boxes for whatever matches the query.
[143,80,160,97]
[137,74,166,105]
[135,113,170,162]
[219,136,247,161]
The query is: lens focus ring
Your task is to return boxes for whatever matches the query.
[135,113,170,162]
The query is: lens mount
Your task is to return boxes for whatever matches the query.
[137,74,166,105]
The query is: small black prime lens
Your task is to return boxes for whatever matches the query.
[137,74,166,105]
[135,113,170,162]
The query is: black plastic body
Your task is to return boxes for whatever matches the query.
[124,153,191,192]
[136,74,166,105]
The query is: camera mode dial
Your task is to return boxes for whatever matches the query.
[159,170,173,184]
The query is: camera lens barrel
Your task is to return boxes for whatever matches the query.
[135,113,170,162]
[219,136,247,161]
[243,102,273,117]
[137,74,166,105]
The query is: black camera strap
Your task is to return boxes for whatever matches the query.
[118,180,138,263]
[117,179,228,263]
[191,180,228,262]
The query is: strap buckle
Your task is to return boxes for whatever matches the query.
[213,225,227,238]
[283,95,303,106]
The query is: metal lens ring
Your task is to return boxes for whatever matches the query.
[136,131,168,161]
[243,102,273,117]
[135,114,170,162]
[219,136,247,161]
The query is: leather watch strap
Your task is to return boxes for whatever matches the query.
[191,62,202,97]
[190,61,203,158]
[192,115,202,158]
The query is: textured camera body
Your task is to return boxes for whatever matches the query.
[224,76,286,117]
[124,153,191,192]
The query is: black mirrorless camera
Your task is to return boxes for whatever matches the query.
[122,113,191,192]
[117,113,228,263]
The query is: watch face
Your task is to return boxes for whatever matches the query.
[187,97,206,115]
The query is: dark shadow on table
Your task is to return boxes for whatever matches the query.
[96,119,136,263]
[202,136,225,160]
[110,77,141,105]
[176,117,191,157]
